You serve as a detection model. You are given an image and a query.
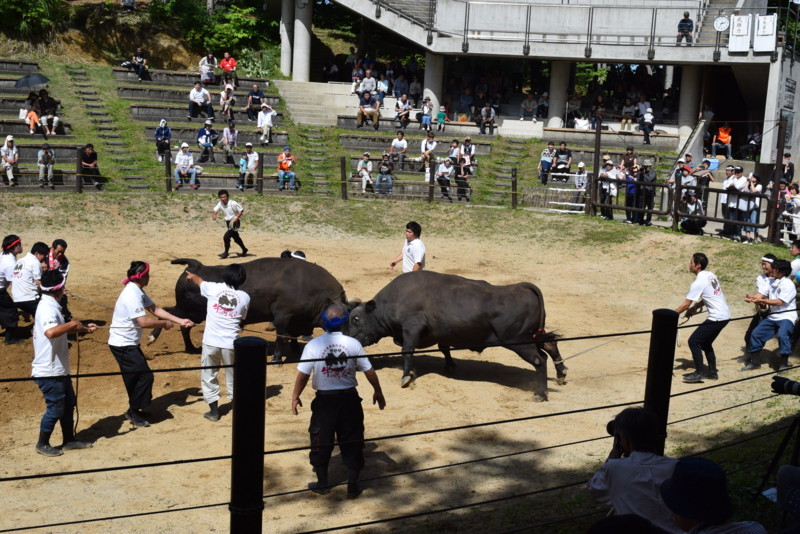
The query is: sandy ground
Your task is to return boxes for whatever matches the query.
[0,220,793,533]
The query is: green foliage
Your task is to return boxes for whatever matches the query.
[238,45,283,79]
[148,0,210,49]
[205,5,259,51]
[0,0,68,39]
[574,63,609,96]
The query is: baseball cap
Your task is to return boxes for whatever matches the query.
[677,158,685,163]
[646,107,653,113]
[578,161,585,167]
[181,142,189,148]
[5,135,13,142]
[604,161,614,167]
[363,151,370,157]
[283,146,291,150]
[245,142,253,147]
[261,103,268,107]
[204,119,212,125]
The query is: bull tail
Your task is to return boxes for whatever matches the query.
[171,258,204,271]
[521,282,548,331]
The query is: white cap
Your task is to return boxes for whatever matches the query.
[5,135,13,142]
[577,161,585,167]
[181,142,189,148]
[646,108,652,113]
[225,84,234,91]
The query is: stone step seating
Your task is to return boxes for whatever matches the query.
[164,150,283,169]
[2,170,107,192]
[117,85,280,106]
[336,115,499,137]
[543,127,679,151]
[345,177,469,202]
[347,155,480,176]
[0,59,38,75]
[144,125,289,146]
[0,97,62,112]
[113,67,269,88]
[545,148,662,168]
[169,173,326,194]
[9,143,86,163]
[0,119,71,136]
[340,133,492,156]
[129,103,283,124]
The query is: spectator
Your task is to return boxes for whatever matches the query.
[636,95,651,119]
[386,130,407,171]
[277,146,297,191]
[359,69,376,97]
[322,58,339,83]
[420,96,433,132]
[408,76,422,107]
[80,143,101,189]
[660,457,766,533]
[784,152,795,183]
[350,62,364,94]
[357,152,374,193]
[622,146,638,172]
[344,47,358,71]
[477,102,496,135]
[38,90,60,135]
[188,81,214,121]
[244,84,266,122]
[37,143,55,189]
[588,406,681,534]
[538,141,556,185]
[219,51,238,88]
[676,11,694,46]
[447,139,460,166]
[12,241,48,317]
[590,95,606,130]
[420,131,437,176]
[2,135,19,186]
[554,141,573,178]
[739,126,761,161]
[733,166,749,241]
[455,157,471,202]
[154,119,171,163]
[537,91,549,118]
[356,90,380,130]
[519,93,537,121]
[679,191,705,235]
[744,258,795,371]
[394,94,411,129]
[566,92,583,126]
[741,173,762,244]
[237,143,258,191]
[436,158,455,202]
[47,239,72,322]
[641,108,654,145]
[436,105,449,132]
[393,74,409,99]
[257,103,278,145]
[24,99,41,135]
[598,160,618,220]
[197,120,219,163]
[625,166,639,224]
[458,88,475,116]
[375,154,393,195]
[219,84,236,122]
[376,73,389,106]
[459,136,477,174]
[199,52,218,86]
[711,123,733,160]
[621,97,636,131]
[638,161,657,226]
[220,121,238,161]
[693,160,715,207]
[132,47,147,81]
[173,142,196,189]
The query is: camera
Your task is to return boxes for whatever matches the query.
[772,376,800,395]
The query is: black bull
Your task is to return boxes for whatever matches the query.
[148,257,348,358]
[346,271,567,402]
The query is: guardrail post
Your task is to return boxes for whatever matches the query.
[75,148,82,193]
[671,182,682,232]
[164,149,172,180]
[511,167,518,209]
[768,118,788,243]
[229,336,267,534]
[643,309,679,456]
[427,167,434,202]
[256,152,264,196]
[340,156,348,200]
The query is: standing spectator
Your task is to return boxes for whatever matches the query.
[538,141,556,185]
[733,166,750,241]
[375,154,393,195]
[420,131,437,177]
[598,160,619,220]
[277,146,297,191]
[131,47,148,81]
[290,304,386,498]
[219,84,236,122]
[0,235,23,345]
[13,241,48,317]
[357,152,374,193]
[257,103,278,145]
[80,144,101,189]
[356,90,380,130]
[621,146,638,172]
[31,269,98,457]
[743,254,776,349]
[220,121,238,161]
[199,52,218,86]
[394,94,411,129]
[212,189,247,259]
[236,143,258,191]
[420,97,433,132]
[108,261,194,427]
[520,93,537,121]
[38,90,60,135]
[389,221,425,272]
[711,123,733,160]
[744,259,796,371]
[693,160,716,208]
[624,166,639,224]
[219,51,238,88]
[720,164,736,235]
[173,142,196,189]
[455,157,472,202]
[676,11,694,46]
[641,108,654,145]
[742,173,763,243]
[185,265,249,421]
[389,130,407,170]
[784,152,795,183]
[588,406,681,534]
[37,143,55,189]
[48,239,72,321]
[408,76,422,107]
[197,120,219,163]
[188,81,214,121]
[674,253,730,383]
[638,161,657,226]
[476,102,496,135]
[154,119,171,163]
[1,135,19,186]
[244,84,266,122]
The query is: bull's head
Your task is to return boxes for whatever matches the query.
[345,300,379,346]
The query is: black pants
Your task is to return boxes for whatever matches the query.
[639,189,654,224]
[109,345,154,411]
[17,298,40,317]
[0,288,17,339]
[224,220,246,252]
[688,319,728,373]
[308,388,365,471]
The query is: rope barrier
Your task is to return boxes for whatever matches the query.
[691,424,792,458]
[667,394,779,425]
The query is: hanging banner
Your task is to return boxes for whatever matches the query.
[728,14,752,52]
[754,14,777,52]
[785,78,796,111]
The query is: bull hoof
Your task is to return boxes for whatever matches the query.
[186,346,202,355]
[556,374,567,386]
[264,322,276,332]
[146,334,156,346]
[400,372,416,388]
[533,393,548,402]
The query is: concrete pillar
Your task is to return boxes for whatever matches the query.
[677,65,701,147]
[547,60,569,128]
[280,0,293,77]
[423,52,444,113]
[761,50,784,164]
[292,0,312,82]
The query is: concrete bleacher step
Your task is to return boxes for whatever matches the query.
[117,86,280,107]
[129,103,283,125]
[0,60,38,75]
[112,67,269,88]
[143,126,290,147]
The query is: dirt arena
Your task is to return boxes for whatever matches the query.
[0,202,793,533]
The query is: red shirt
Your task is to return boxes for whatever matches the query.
[220,57,237,72]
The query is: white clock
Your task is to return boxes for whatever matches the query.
[714,15,730,32]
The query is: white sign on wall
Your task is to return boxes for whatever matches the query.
[754,14,777,52]
[786,78,797,111]
[729,14,752,52]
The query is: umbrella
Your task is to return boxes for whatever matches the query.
[15,73,50,89]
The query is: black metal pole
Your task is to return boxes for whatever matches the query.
[340,156,348,200]
[643,308,679,456]
[511,167,518,209]
[590,115,602,216]
[75,148,82,193]
[229,336,267,534]
[769,118,788,243]
[256,152,264,195]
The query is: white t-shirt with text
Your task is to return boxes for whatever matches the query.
[200,281,250,349]
[108,283,154,346]
[31,295,69,378]
[296,331,372,391]
[686,270,731,322]
[12,252,41,302]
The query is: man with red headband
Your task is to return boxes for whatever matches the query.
[108,261,194,428]
[0,234,23,345]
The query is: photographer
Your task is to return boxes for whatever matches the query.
[744,258,796,371]
[37,143,55,189]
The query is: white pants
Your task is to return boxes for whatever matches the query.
[360,169,373,191]
[38,163,53,182]
[201,344,234,404]
[2,163,15,181]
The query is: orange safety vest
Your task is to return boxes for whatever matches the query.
[717,127,731,144]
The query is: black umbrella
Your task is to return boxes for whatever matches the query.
[15,73,50,89]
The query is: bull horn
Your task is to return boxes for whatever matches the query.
[347,298,362,305]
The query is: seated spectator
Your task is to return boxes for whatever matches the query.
[636,95,651,119]
[394,94,412,129]
[196,120,219,163]
[588,407,680,534]
[460,136,477,174]
[375,154,393,195]
[455,157,471,202]
[554,141,573,176]
[38,90,60,135]
[520,93,537,121]
[436,105,449,132]
[537,92,549,119]
[121,47,148,80]
[1,135,19,186]
[350,63,364,94]
[37,143,55,189]
[173,142,196,189]
[219,52,238,88]
[277,146,297,191]
[257,103,278,145]
[359,69,376,98]
[621,97,636,131]
[322,58,339,83]
[457,88,475,117]
[245,84,266,122]
[590,95,606,130]
[219,85,236,122]
[679,191,705,235]
[188,81,214,121]
[641,108,655,145]
[393,74,409,99]
[436,158,454,201]
[236,143,258,191]
[357,152,373,193]
[390,130,407,170]
[154,118,171,163]
[199,52,218,86]
[376,73,389,106]
[221,121,238,161]
[538,141,556,185]
[566,92,583,125]
[356,91,380,130]
[739,126,761,161]
[660,457,766,533]
[80,143,101,189]
[25,106,41,135]
[408,76,422,107]
[712,123,733,160]
[420,131,437,174]
[476,102,496,135]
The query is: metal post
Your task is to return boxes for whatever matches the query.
[164,149,172,179]
[340,156,348,200]
[768,118,788,243]
[229,336,267,534]
[511,167,518,209]
[75,148,83,193]
[256,152,264,195]
[589,115,602,216]
[671,180,682,232]
[643,309,679,456]
[427,166,434,202]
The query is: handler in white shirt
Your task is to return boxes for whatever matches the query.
[389,221,426,273]
[0,234,23,345]
[185,264,250,422]
[212,189,247,259]
[12,241,49,316]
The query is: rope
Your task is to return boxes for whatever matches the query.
[668,394,779,425]
[73,336,81,436]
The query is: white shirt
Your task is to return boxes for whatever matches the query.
[767,276,797,323]
[214,199,243,222]
[12,252,41,302]
[258,109,277,129]
[686,270,731,322]
[588,451,681,534]
[403,237,426,273]
[755,273,772,296]
[791,257,800,280]
[734,175,749,211]
[108,283,154,346]
[296,331,372,391]
[1,144,18,165]
[199,281,250,349]
[189,87,210,103]
[32,295,69,377]
[245,151,259,171]
[437,163,454,179]
[391,138,408,153]
[175,150,194,170]
[0,253,16,289]
[421,139,437,154]
[719,174,733,204]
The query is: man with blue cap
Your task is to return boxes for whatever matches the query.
[291,303,386,499]
[277,145,297,191]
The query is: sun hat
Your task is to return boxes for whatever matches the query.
[660,457,733,524]
[181,142,189,148]
[5,135,13,142]
[578,162,585,167]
